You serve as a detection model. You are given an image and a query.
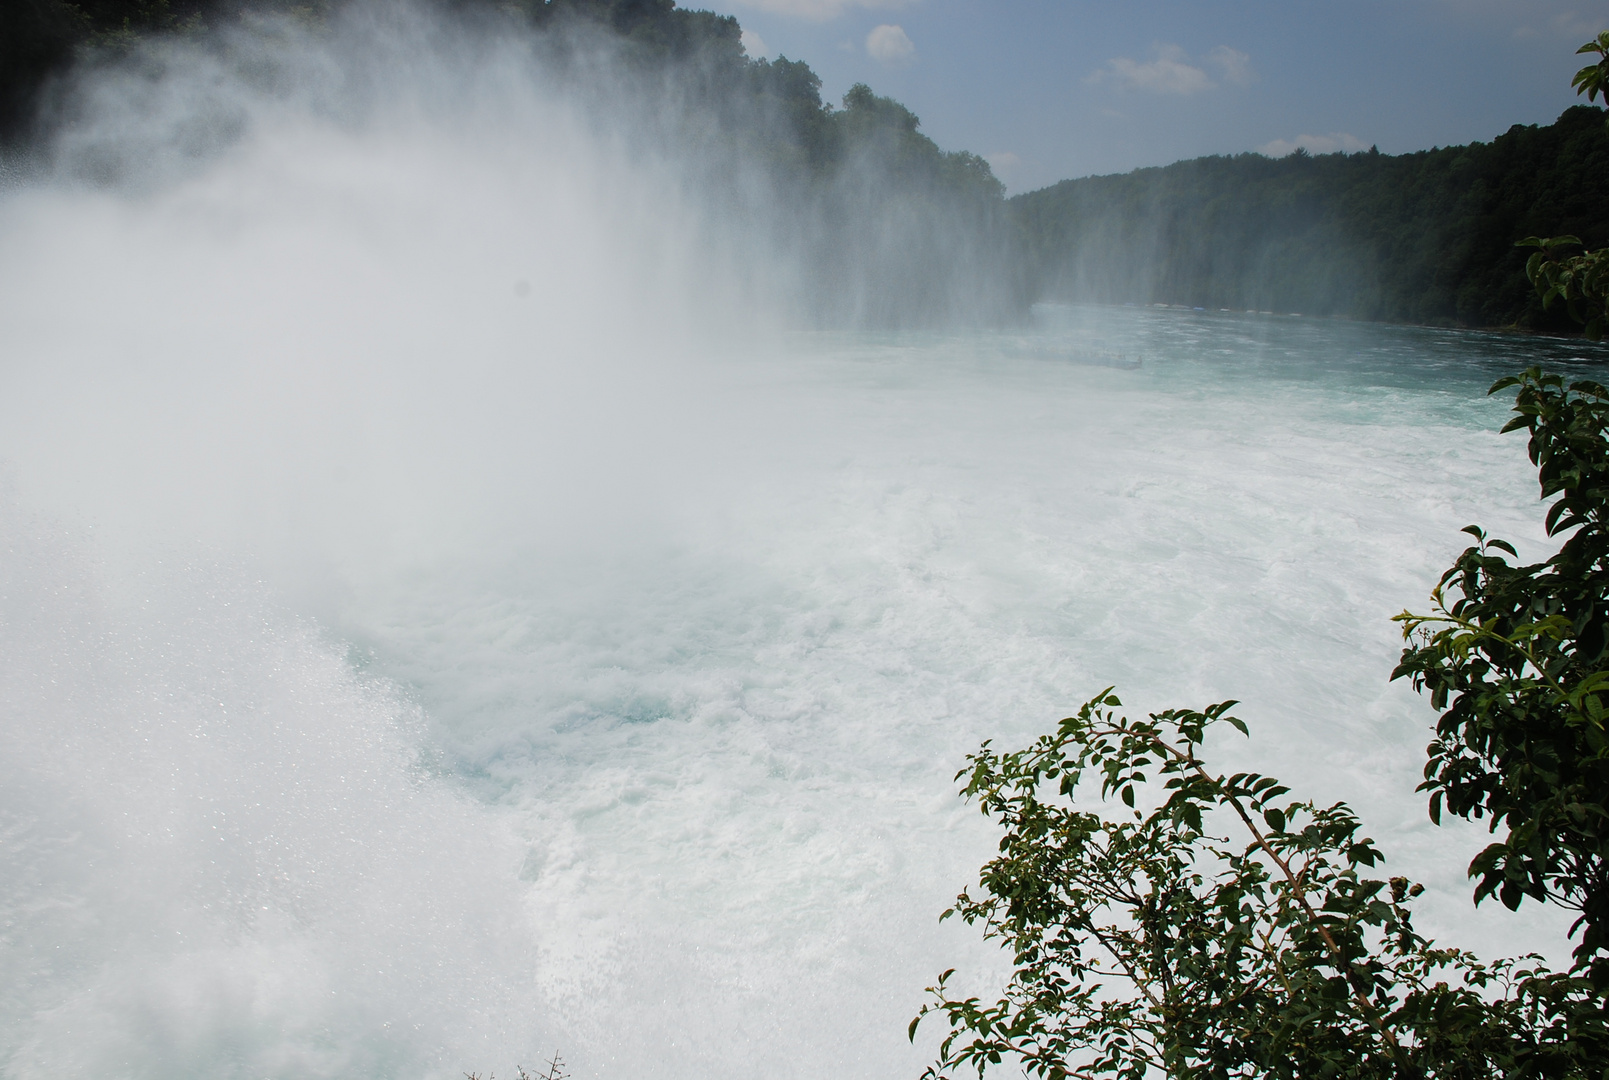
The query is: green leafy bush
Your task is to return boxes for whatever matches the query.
[910,693,1581,1079]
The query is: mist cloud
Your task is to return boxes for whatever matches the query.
[984,150,1021,180]
[741,28,770,57]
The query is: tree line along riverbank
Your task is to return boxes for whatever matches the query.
[5,0,1608,333]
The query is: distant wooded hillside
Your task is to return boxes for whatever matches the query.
[1012,105,1609,331]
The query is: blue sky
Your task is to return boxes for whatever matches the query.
[692,0,1609,193]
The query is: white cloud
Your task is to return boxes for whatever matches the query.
[740,29,770,58]
[1207,45,1255,87]
[866,24,916,65]
[1090,43,1255,95]
[1257,132,1370,157]
[728,0,917,22]
[1097,44,1212,94]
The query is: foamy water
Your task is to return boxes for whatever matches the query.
[326,313,1598,1079]
[2,10,1606,1078]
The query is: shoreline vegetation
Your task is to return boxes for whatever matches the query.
[5,0,1608,334]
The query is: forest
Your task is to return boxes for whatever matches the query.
[1013,104,1609,331]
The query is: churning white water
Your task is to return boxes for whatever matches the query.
[1,9,1605,1079]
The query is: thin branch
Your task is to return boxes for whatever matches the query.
[1087,923,1165,1012]
[1094,723,1407,1062]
